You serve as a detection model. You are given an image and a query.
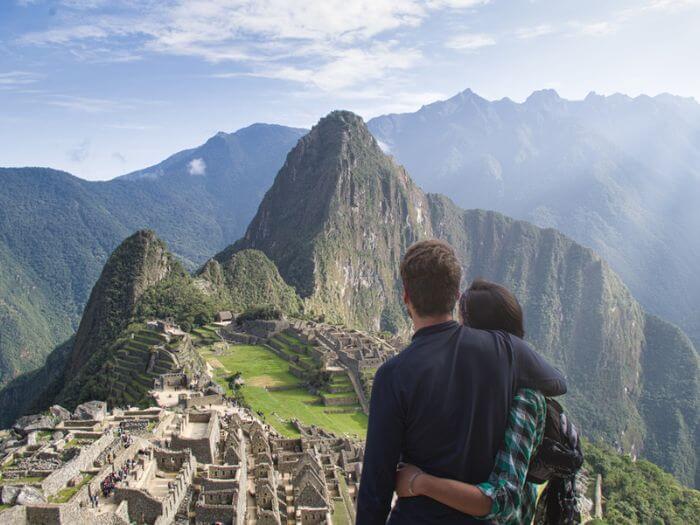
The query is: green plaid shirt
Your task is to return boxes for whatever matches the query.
[476,388,547,525]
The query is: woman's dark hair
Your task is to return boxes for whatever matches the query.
[459,279,525,338]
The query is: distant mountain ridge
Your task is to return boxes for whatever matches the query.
[367,89,700,348]
[216,110,699,486]
[0,124,305,386]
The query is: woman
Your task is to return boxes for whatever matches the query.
[395,279,548,524]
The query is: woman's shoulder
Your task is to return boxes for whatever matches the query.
[513,388,547,411]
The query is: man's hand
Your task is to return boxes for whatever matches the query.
[395,463,424,498]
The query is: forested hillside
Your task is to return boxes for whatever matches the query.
[0,124,304,386]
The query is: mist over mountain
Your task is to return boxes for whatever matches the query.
[368,89,700,348]
[0,124,304,386]
[217,111,699,486]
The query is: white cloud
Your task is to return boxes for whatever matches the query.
[618,0,700,19]
[20,25,112,45]
[112,151,127,163]
[240,43,422,91]
[16,0,489,91]
[576,21,615,36]
[46,94,123,113]
[0,71,42,86]
[67,139,91,162]
[426,0,489,7]
[516,24,555,39]
[446,33,496,50]
[188,157,206,176]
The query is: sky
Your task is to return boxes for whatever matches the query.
[1,0,699,180]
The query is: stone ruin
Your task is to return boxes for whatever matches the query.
[0,318,395,524]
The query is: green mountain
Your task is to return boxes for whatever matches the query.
[64,230,174,377]
[219,110,699,486]
[201,249,301,314]
[0,230,174,423]
[368,89,700,349]
[0,234,301,425]
[0,124,304,387]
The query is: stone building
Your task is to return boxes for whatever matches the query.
[170,411,220,464]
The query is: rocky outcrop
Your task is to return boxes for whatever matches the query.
[73,400,107,421]
[225,111,428,332]
[49,405,71,421]
[12,414,58,435]
[1,484,21,505]
[15,486,46,505]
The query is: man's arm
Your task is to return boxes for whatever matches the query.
[511,335,567,396]
[356,360,404,525]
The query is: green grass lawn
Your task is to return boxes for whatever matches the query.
[332,498,352,525]
[199,344,367,438]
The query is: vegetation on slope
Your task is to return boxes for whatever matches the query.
[202,249,301,315]
[584,440,700,524]
[135,261,223,331]
[639,314,700,487]
[368,90,700,351]
[223,110,428,333]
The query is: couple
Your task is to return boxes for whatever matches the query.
[357,240,567,524]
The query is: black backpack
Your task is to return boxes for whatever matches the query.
[527,398,585,525]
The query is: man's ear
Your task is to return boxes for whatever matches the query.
[403,288,413,319]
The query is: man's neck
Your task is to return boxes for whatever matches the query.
[412,314,454,333]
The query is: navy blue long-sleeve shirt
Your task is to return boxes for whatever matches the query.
[356,321,567,524]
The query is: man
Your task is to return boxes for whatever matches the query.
[356,240,566,524]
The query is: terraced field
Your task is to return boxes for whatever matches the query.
[105,325,204,407]
[198,342,367,438]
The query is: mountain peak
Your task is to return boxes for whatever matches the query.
[220,111,426,328]
[67,229,172,375]
[525,88,562,105]
[310,110,371,141]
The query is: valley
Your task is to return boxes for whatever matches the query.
[0,107,698,523]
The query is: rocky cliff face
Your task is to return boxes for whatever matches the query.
[68,230,173,375]
[219,110,699,486]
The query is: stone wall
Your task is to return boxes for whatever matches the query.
[170,412,219,464]
[41,433,114,496]
[114,487,163,524]
[235,431,247,525]
[196,478,238,491]
[115,449,195,525]
[194,497,237,525]
[0,505,26,525]
[208,465,238,479]
[322,395,358,407]
[241,319,289,339]
[182,394,222,409]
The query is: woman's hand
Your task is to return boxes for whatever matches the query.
[395,463,425,498]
